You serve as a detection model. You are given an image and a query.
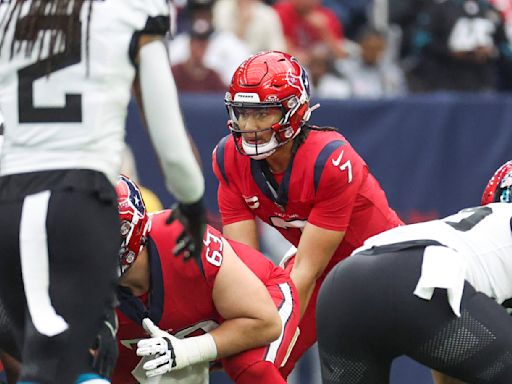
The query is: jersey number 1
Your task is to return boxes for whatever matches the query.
[16,15,83,123]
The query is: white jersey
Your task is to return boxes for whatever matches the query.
[0,0,170,183]
[355,203,512,305]
[0,109,3,150]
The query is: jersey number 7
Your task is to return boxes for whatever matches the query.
[16,15,83,123]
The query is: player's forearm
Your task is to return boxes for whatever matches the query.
[290,267,317,318]
[291,225,344,316]
[138,39,204,203]
[209,316,281,358]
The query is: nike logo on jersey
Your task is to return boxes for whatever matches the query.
[244,195,260,209]
[332,150,353,183]
[332,150,344,167]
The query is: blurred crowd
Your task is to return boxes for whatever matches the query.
[168,0,512,98]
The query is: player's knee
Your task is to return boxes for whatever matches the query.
[236,361,286,384]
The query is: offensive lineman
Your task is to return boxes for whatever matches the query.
[317,169,512,383]
[0,1,205,383]
[112,175,299,384]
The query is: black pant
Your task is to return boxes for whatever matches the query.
[317,245,512,384]
[0,169,119,383]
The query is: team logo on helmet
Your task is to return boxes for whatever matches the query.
[285,67,310,103]
[116,175,150,276]
[118,177,146,218]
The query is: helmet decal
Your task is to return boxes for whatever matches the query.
[118,176,146,218]
[116,175,151,276]
[285,65,310,104]
[301,66,311,97]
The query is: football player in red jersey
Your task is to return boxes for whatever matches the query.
[112,175,300,384]
[212,50,403,376]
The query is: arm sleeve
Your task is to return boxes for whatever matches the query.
[308,146,365,231]
[138,40,205,203]
[0,111,3,154]
[212,147,254,225]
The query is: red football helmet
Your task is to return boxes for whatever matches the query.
[116,175,151,275]
[225,51,312,159]
[481,160,512,205]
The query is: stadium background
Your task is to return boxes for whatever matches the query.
[125,92,512,384]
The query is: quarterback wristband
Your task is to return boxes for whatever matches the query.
[181,333,217,366]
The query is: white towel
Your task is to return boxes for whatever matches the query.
[131,356,209,384]
[413,245,467,317]
[279,245,297,268]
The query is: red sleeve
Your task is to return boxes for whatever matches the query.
[308,144,365,231]
[212,141,254,226]
[325,9,343,39]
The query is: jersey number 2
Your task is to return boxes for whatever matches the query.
[16,15,83,123]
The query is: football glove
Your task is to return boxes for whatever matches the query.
[90,308,119,379]
[137,318,216,377]
[166,198,207,274]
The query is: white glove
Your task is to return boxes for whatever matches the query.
[132,357,210,384]
[137,318,217,378]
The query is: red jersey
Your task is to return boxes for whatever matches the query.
[273,0,343,50]
[112,211,298,383]
[213,130,403,273]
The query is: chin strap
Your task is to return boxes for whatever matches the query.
[304,103,320,122]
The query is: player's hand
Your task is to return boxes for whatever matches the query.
[166,198,207,274]
[90,309,119,379]
[137,318,189,376]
